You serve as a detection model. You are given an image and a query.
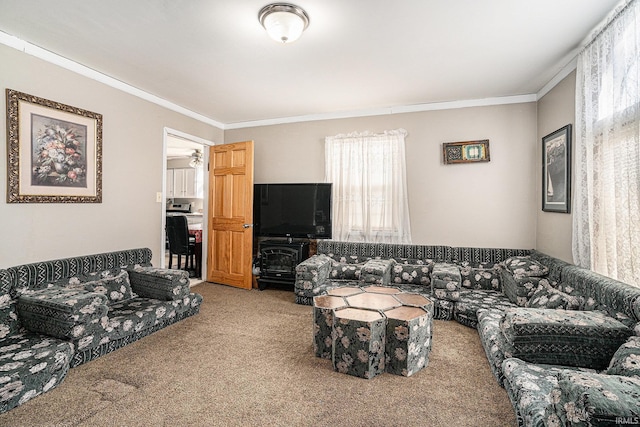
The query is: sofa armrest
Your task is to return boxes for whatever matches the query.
[360,259,394,285]
[17,287,108,339]
[431,263,462,301]
[295,254,333,294]
[127,266,190,301]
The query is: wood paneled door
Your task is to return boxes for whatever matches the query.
[206,141,254,289]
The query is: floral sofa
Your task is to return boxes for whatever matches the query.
[0,248,202,413]
[295,241,640,426]
[294,240,530,322]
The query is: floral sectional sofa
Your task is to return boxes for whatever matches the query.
[295,241,640,426]
[0,248,202,413]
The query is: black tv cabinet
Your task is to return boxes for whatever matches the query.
[257,239,310,290]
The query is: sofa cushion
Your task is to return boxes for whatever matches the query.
[0,332,74,413]
[360,259,394,285]
[126,267,191,300]
[500,270,547,307]
[75,269,137,304]
[605,336,640,378]
[391,263,431,286]
[329,262,363,281]
[454,290,518,328]
[549,371,640,426]
[502,357,596,427]
[431,263,461,302]
[526,279,582,310]
[500,308,632,369]
[17,288,108,340]
[503,256,549,278]
[477,308,515,386]
[0,298,20,340]
[460,266,501,291]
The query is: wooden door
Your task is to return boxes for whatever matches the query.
[206,141,254,289]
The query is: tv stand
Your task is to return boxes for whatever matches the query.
[257,239,310,291]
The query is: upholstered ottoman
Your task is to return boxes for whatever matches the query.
[385,305,432,376]
[332,307,386,379]
[313,295,348,359]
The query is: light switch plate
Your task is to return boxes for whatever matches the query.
[156,192,163,203]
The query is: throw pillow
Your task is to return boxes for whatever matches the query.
[551,371,640,426]
[502,275,547,307]
[460,266,500,291]
[391,264,431,286]
[503,256,549,278]
[605,336,640,378]
[526,279,582,310]
[329,262,363,280]
[69,269,137,305]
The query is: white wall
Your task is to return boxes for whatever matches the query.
[536,71,576,262]
[225,102,538,249]
[0,45,223,268]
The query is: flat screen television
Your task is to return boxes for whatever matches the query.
[253,183,332,239]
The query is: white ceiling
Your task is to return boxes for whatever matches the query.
[166,135,204,160]
[0,0,622,128]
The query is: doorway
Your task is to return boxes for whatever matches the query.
[162,127,215,281]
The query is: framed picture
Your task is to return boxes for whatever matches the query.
[542,124,571,213]
[443,139,490,164]
[6,89,102,203]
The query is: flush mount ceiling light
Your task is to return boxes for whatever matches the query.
[259,3,309,44]
[189,149,203,168]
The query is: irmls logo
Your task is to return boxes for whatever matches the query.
[616,417,640,425]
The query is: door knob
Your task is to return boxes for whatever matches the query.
[243,224,253,228]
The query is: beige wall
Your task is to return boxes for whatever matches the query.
[536,71,576,262]
[0,45,223,267]
[226,102,538,249]
[1,41,573,266]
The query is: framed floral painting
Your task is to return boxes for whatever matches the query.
[6,89,102,203]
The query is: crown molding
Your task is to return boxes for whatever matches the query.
[0,31,225,130]
[2,30,561,131]
[224,94,538,129]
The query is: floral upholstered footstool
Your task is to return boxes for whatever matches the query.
[313,295,348,359]
[385,305,432,376]
[332,307,386,379]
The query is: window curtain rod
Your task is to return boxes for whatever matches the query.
[580,0,635,51]
[328,129,408,140]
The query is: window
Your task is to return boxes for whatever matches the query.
[325,129,411,243]
[573,0,640,287]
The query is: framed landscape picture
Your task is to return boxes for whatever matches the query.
[6,89,102,203]
[542,124,571,213]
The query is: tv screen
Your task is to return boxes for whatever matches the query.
[254,183,332,239]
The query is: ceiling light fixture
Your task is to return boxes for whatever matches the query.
[189,149,203,168]
[259,3,309,44]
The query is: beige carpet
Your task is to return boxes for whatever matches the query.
[0,283,516,427]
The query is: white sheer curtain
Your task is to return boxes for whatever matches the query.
[573,0,640,286]
[325,129,411,243]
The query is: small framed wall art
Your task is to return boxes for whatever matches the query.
[6,89,102,203]
[542,124,571,213]
[442,139,490,164]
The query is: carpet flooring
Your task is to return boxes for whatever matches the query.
[0,283,516,427]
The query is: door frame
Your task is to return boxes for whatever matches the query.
[161,127,216,274]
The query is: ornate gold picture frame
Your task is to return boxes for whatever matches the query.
[6,89,102,203]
